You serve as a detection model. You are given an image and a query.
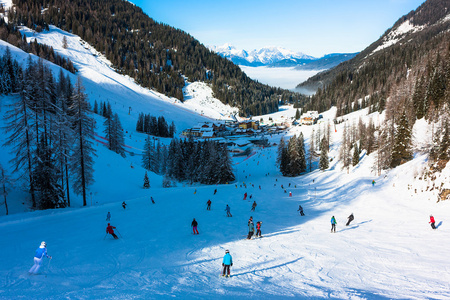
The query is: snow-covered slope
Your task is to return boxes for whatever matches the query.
[1,105,449,299]
[0,25,235,211]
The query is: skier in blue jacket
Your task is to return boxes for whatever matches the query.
[222,250,233,277]
[29,241,52,274]
[331,216,337,233]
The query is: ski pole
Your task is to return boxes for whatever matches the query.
[116,229,123,238]
[103,233,108,240]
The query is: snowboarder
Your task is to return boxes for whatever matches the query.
[207,199,212,210]
[122,201,127,209]
[298,205,305,216]
[243,192,247,200]
[151,196,155,204]
[251,201,257,211]
[222,250,233,277]
[225,205,232,217]
[256,221,262,237]
[429,215,436,229]
[29,241,52,275]
[346,213,354,226]
[214,189,217,195]
[106,211,111,221]
[247,220,255,239]
[191,218,199,234]
[331,216,337,233]
[106,223,119,239]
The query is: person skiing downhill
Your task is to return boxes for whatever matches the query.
[225,205,232,217]
[214,189,217,195]
[106,211,111,221]
[429,215,436,229]
[243,192,247,200]
[331,216,337,233]
[151,196,155,204]
[122,201,127,209]
[191,218,199,234]
[256,221,262,237]
[298,205,305,216]
[346,213,354,226]
[106,223,119,239]
[251,201,257,211]
[207,199,212,210]
[247,220,255,239]
[222,250,233,277]
[29,241,52,275]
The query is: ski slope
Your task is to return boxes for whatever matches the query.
[1,114,450,299]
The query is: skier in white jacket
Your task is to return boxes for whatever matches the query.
[29,241,52,274]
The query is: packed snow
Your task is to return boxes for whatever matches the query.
[372,20,424,54]
[1,22,450,300]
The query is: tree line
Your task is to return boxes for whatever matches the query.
[1,52,95,209]
[142,137,235,185]
[136,113,175,138]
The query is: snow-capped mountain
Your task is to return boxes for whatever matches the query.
[209,44,316,67]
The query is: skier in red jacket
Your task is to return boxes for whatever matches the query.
[106,223,119,239]
[429,215,436,229]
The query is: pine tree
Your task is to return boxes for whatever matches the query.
[143,171,150,188]
[0,164,10,215]
[308,128,317,171]
[142,135,154,171]
[276,137,286,167]
[438,120,449,161]
[391,112,412,168]
[352,143,360,166]
[339,123,351,173]
[295,108,300,119]
[319,137,329,170]
[297,133,307,173]
[69,77,96,206]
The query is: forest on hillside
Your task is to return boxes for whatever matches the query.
[5,0,307,116]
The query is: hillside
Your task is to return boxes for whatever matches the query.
[296,0,450,117]
[5,0,306,116]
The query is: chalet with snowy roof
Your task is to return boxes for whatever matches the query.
[300,111,319,125]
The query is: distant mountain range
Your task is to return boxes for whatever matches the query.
[208,44,357,70]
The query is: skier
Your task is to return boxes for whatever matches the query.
[106,211,111,221]
[222,250,233,277]
[122,201,127,209]
[248,216,253,225]
[251,201,257,211]
[429,215,436,229]
[331,216,337,233]
[191,218,199,234]
[256,221,262,238]
[243,192,247,200]
[247,220,255,239]
[29,241,52,275]
[289,191,292,197]
[259,185,261,190]
[372,180,376,186]
[151,196,155,204]
[346,213,354,226]
[214,189,217,195]
[298,205,305,216]
[225,205,232,217]
[106,223,119,239]
[207,199,212,210]
[194,189,197,194]
[249,194,253,199]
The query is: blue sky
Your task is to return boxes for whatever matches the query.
[128,0,425,57]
